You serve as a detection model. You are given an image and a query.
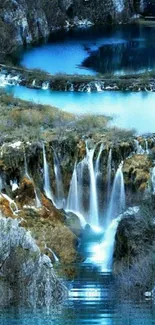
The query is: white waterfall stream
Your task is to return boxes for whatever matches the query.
[66,163,86,228]
[53,150,65,209]
[95,143,104,176]
[145,139,149,154]
[134,139,145,154]
[24,150,30,179]
[151,166,155,194]
[107,161,126,225]
[85,161,126,270]
[86,144,99,228]
[114,0,124,13]
[43,143,55,204]
[107,148,112,204]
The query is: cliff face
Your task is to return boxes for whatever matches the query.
[0,0,134,53]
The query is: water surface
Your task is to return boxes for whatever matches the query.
[19,25,155,75]
[6,85,155,134]
[0,264,155,325]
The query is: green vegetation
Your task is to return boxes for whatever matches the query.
[0,92,136,145]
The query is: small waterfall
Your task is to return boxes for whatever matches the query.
[86,144,99,228]
[10,179,19,192]
[87,85,91,93]
[34,189,42,208]
[134,139,145,154]
[42,81,49,90]
[145,139,149,154]
[45,244,59,263]
[107,162,125,224]
[88,216,121,271]
[113,0,124,13]
[95,82,102,92]
[107,148,112,204]
[32,79,36,87]
[0,176,3,192]
[66,163,86,228]
[24,150,30,179]
[95,143,104,176]
[43,143,55,204]
[66,163,80,213]
[0,193,19,215]
[69,83,74,92]
[151,167,155,194]
[53,150,65,209]
[140,0,145,12]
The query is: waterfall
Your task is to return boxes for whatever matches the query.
[45,244,59,263]
[107,162,125,225]
[86,144,99,228]
[24,150,30,179]
[0,193,19,215]
[53,150,65,209]
[66,163,80,213]
[43,143,55,204]
[134,139,145,154]
[10,179,19,192]
[140,0,145,12]
[107,148,112,204]
[95,82,102,92]
[145,139,149,154]
[0,176,3,192]
[32,79,36,87]
[95,143,104,176]
[34,189,42,208]
[114,0,124,13]
[87,216,121,271]
[42,81,49,90]
[152,167,155,194]
[69,83,74,92]
[66,163,86,228]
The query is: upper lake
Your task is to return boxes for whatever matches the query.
[18,24,155,75]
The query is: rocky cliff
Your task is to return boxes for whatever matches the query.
[0,0,134,54]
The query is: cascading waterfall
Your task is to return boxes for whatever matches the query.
[53,150,65,209]
[0,175,3,192]
[107,161,126,225]
[24,150,30,178]
[86,161,126,270]
[95,143,104,176]
[43,143,55,204]
[66,163,79,213]
[107,148,112,204]
[140,0,145,12]
[86,144,99,228]
[66,163,86,227]
[95,82,102,92]
[113,0,124,13]
[42,81,49,90]
[151,166,155,194]
[87,216,121,271]
[0,193,19,215]
[34,189,42,208]
[134,139,145,154]
[145,139,149,154]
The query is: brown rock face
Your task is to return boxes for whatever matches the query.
[0,0,135,53]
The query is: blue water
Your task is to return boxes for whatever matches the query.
[6,85,155,134]
[0,265,155,325]
[19,25,155,75]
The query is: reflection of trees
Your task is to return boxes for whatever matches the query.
[82,41,155,74]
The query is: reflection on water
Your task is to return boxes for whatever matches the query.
[18,24,155,75]
[1,264,155,325]
[6,85,155,134]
